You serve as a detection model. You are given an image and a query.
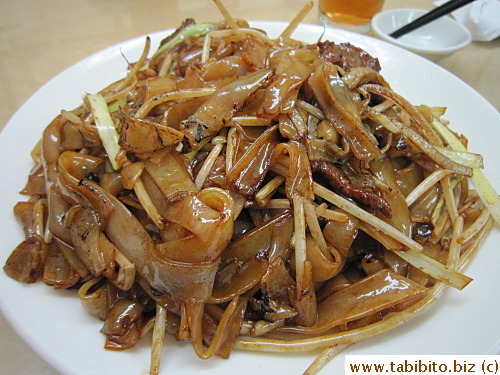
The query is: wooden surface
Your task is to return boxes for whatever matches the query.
[0,1,498,374]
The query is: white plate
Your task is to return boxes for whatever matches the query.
[0,22,499,375]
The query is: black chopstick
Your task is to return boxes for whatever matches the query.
[389,0,477,39]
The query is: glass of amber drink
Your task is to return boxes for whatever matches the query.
[318,0,384,33]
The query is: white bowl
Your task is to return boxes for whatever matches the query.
[371,8,472,60]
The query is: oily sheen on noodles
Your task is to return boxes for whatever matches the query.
[4,2,498,374]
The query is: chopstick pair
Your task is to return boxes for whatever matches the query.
[389,0,477,39]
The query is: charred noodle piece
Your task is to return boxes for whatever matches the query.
[210,211,293,304]
[117,110,185,154]
[227,125,279,199]
[309,62,380,161]
[69,205,110,277]
[68,202,136,291]
[182,69,274,146]
[221,211,293,264]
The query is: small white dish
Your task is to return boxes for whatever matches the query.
[371,8,472,60]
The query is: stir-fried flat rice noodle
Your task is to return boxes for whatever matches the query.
[4,1,499,374]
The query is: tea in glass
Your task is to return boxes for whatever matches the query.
[319,0,384,32]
